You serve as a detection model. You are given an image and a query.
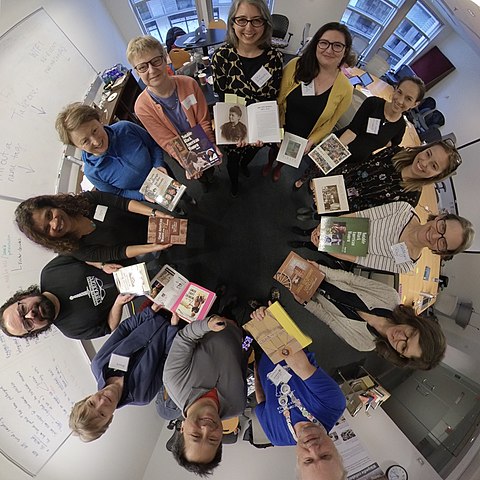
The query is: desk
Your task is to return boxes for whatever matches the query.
[174,29,226,55]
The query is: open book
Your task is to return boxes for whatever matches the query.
[113,263,150,295]
[149,264,216,322]
[312,175,350,214]
[244,301,312,364]
[147,217,188,245]
[274,251,325,304]
[169,125,221,176]
[308,133,351,174]
[139,168,186,211]
[213,101,281,145]
[318,217,369,256]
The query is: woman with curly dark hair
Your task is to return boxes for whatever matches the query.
[15,191,173,264]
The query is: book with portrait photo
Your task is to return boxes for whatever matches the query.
[147,217,188,245]
[274,251,325,304]
[213,101,281,145]
[139,168,186,211]
[312,175,350,214]
[308,133,351,174]
[168,125,221,176]
[318,217,369,257]
[275,132,309,168]
[113,262,151,295]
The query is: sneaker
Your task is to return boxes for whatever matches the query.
[270,287,280,302]
[291,226,312,236]
[288,240,309,248]
[240,164,250,178]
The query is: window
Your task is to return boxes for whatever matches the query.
[212,0,274,24]
[341,0,443,71]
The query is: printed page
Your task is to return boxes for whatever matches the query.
[247,101,281,143]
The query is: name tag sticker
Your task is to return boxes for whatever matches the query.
[94,205,108,222]
[181,94,197,110]
[390,242,411,264]
[251,66,272,88]
[108,353,130,372]
[367,117,381,134]
[267,364,292,386]
[301,81,315,96]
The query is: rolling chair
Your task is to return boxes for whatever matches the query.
[271,14,293,49]
[169,48,191,70]
[208,18,227,29]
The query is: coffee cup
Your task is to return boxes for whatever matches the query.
[198,72,207,85]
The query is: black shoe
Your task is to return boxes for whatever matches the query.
[240,164,250,178]
[297,213,315,222]
[231,185,239,198]
[288,240,309,249]
[174,206,186,216]
[297,207,313,215]
[291,226,312,236]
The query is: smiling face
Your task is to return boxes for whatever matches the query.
[419,217,463,253]
[391,80,421,114]
[409,144,450,179]
[70,119,109,156]
[232,2,265,49]
[316,30,347,69]
[295,422,345,480]
[131,48,168,92]
[385,324,422,358]
[84,385,121,428]
[31,207,74,239]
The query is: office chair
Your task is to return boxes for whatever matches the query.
[295,22,311,55]
[165,26,186,53]
[169,48,191,70]
[271,14,293,49]
[335,88,368,130]
[385,64,416,85]
[208,18,226,29]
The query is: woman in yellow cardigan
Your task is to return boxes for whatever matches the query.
[262,22,353,183]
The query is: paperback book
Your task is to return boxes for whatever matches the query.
[312,175,350,214]
[318,217,369,257]
[149,264,216,322]
[147,217,188,245]
[139,168,186,211]
[113,262,150,295]
[244,301,312,364]
[213,100,281,145]
[308,133,351,174]
[169,125,221,176]
[274,251,325,304]
[275,132,309,168]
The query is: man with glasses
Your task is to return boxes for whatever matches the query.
[0,256,128,339]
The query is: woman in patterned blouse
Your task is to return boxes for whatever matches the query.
[212,0,283,197]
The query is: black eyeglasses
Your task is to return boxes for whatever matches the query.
[317,40,346,53]
[396,327,417,357]
[134,55,165,73]
[17,302,35,334]
[232,16,266,28]
[434,218,448,253]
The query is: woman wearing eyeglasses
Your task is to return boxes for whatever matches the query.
[290,263,446,370]
[127,35,220,191]
[211,0,283,197]
[262,22,353,182]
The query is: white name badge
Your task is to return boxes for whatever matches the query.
[94,205,108,222]
[251,66,272,88]
[267,364,292,386]
[390,242,411,264]
[366,117,381,135]
[181,94,197,110]
[108,353,130,372]
[301,81,315,96]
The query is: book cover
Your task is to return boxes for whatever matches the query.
[308,133,351,175]
[276,132,308,168]
[169,125,220,176]
[312,175,350,214]
[243,301,312,364]
[274,251,325,304]
[318,217,369,257]
[147,217,188,245]
[171,282,217,323]
[149,264,189,310]
[139,168,186,211]
[113,262,150,295]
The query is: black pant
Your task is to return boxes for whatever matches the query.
[225,146,260,190]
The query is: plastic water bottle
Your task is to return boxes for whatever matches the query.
[200,19,207,34]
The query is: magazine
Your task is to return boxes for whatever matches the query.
[243,301,312,364]
[275,132,309,168]
[308,133,351,174]
[168,125,221,176]
[149,264,216,322]
[274,251,325,304]
[113,263,150,295]
[312,175,350,214]
[318,217,369,257]
[147,217,188,245]
[213,100,281,145]
[139,168,186,211]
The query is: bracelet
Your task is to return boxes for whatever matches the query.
[150,208,156,218]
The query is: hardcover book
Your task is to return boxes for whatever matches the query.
[312,175,350,214]
[113,262,150,295]
[318,217,369,257]
[139,168,186,211]
[243,301,312,364]
[147,217,188,245]
[308,133,351,174]
[274,251,325,304]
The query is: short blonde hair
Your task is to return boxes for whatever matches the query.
[126,35,166,66]
[69,395,113,442]
[55,102,100,145]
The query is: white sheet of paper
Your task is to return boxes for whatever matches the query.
[267,364,292,386]
[94,205,108,222]
[251,66,272,88]
[390,242,411,264]
[181,94,197,110]
[108,353,130,372]
[246,101,281,143]
[366,117,381,134]
[301,81,315,96]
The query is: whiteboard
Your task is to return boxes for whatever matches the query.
[0,8,97,200]
[0,328,95,476]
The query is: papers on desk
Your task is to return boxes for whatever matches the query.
[183,35,197,44]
